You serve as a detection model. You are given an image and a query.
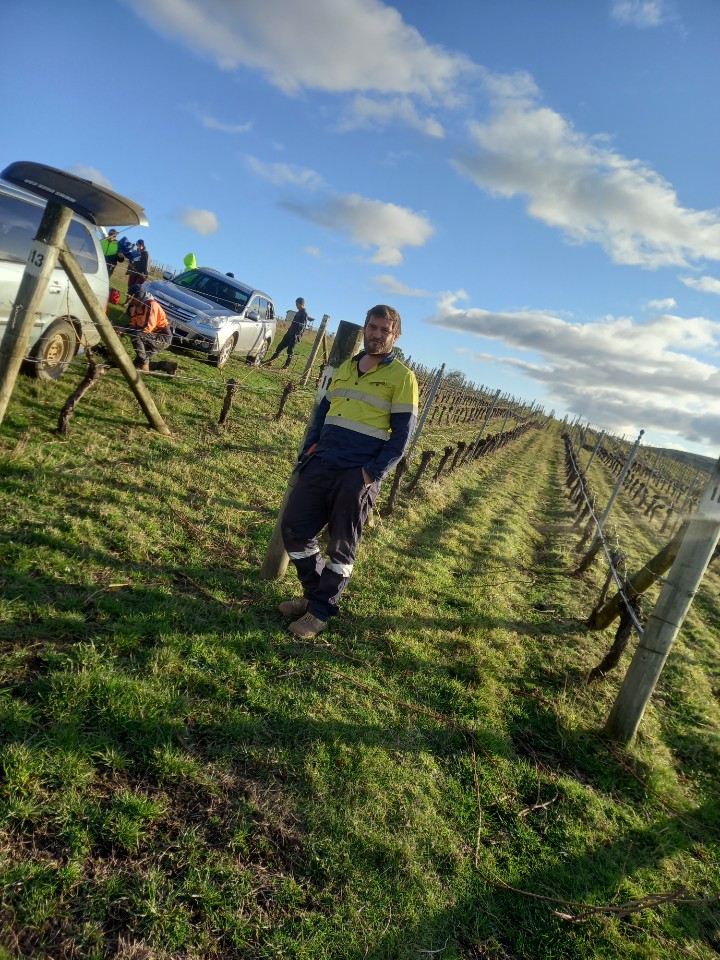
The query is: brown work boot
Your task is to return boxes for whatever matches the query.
[278,597,309,618]
[288,612,327,638]
[134,359,150,372]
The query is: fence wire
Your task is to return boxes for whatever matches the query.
[565,435,645,636]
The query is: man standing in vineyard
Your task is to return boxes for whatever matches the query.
[264,297,308,369]
[279,305,418,638]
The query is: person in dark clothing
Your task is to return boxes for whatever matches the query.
[279,304,418,638]
[264,297,308,368]
[127,239,150,289]
[124,284,172,371]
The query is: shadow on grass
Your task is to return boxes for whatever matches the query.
[358,792,720,959]
[2,428,718,958]
[354,657,720,958]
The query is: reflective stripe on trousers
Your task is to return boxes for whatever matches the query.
[281,457,379,621]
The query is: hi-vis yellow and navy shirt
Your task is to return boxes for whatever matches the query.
[304,351,419,482]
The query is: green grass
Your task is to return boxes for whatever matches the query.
[0,353,719,959]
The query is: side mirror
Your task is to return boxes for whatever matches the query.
[162,270,173,280]
[246,310,260,321]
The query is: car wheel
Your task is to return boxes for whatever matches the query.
[249,338,271,367]
[213,334,237,368]
[28,319,77,381]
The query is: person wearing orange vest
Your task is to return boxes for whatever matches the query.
[125,284,172,371]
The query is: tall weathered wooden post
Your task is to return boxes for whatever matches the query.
[299,314,329,387]
[57,245,171,436]
[606,455,720,743]
[0,162,170,436]
[260,320,363,581]
[0,201,73,426]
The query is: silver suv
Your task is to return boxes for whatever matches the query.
[0,180,108,380]
[146,268,276,368]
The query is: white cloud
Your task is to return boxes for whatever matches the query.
[196,113,252,134]
[453,79,720,269]
[244,152,432,264]
[70,165,113,189]
[340,96,444,138]
[181,208,219,235]
[131,0,710,273]
[245,156,324,190]
[304,246,321,257]
[680,275,720,296]
[374,273,434,297]
[479,67,540,105]
[127,0,473,99]
[282,193,433,265]
[429,293,720,448]
[611,0,669,28]
[645,297,676,310]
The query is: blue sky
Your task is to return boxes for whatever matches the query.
[4,0,720,454]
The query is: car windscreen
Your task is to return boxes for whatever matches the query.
[0,192,99,272]
[172,270,250,311]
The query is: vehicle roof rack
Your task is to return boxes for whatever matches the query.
[1,161,148,227]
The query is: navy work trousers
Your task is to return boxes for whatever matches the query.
[281,457,380,622]
[268,329,301,366]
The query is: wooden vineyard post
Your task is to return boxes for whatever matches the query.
[0,201,73,427]
[587,522,689,632]
[260,320,363,581]
[218,379,238,426]
[58,244,171,436]
[299,314,329,387]
[274,381,296,421]
[405,363,444,462]
[450,441,466,471]
[433,445,455,481]
[491,402,512,452]
[56,349,109,435]
[605,456,720,743]
[468,389,501,462]
[406,449,436,495]
[384,456,408,516]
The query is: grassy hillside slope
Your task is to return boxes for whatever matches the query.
[1,354,719,959]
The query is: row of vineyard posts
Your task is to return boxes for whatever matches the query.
[562,424,720,742]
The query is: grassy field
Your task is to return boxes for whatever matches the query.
[0,341,719,959]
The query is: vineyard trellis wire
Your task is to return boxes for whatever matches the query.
[563,430,645,638]
[560,416,719,700]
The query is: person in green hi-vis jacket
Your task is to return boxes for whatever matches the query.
[183,252,197,271]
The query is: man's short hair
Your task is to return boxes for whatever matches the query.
[296,297,305,306]
[365,304,401,336]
